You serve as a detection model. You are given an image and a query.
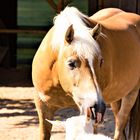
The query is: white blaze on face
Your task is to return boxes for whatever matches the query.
[52,7,103,114]
[72,86,98,114]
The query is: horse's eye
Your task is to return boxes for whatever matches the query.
[67,60,77,70]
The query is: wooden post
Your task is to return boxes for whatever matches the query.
[103,0,119,8]
[137,0,140,14]
[0,0,17,67]
[118,0,137,13]
[88,0,98,16]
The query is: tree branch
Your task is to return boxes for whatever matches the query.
[57,0,64,13]
[47,0,73,13]
[64,0,73,7]
[46,0,58,12]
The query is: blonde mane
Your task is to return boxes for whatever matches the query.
[52,7,100,66]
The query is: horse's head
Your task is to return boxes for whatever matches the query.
[52,7,106,122]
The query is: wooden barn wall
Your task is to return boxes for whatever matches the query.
[0,0,17,67]
[103,0,139,13]
[138,0,140,14]
[89,0,140,15]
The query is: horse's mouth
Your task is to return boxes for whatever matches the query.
[88,103,106,123]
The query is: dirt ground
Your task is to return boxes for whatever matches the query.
[0,68,115,140]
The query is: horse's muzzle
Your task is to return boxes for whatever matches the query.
[90,101,106,123]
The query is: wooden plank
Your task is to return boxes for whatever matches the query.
[0,29,47,35]
[0,47,8,64]
[88,0,98,16]
[137,0,140,14]
[103,0,138,14]
[104,0,119,8]
[118,0,137,13]
[0,0,17,67]
[98,0,104,10]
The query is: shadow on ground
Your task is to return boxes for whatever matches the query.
[0,98,38,126]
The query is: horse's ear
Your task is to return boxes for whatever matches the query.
[65,24,74,44]
[90,24,101,40]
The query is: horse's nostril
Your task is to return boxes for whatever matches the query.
[93,103,98,112]
[94,102,106,114]
[98,102,106,115]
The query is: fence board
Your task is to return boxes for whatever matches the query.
[137,0,140,14]
[88,0,98,16]
[0,0,17,67]
[98,0,139,14]
[118,0,137,13]
[103,0,119,8]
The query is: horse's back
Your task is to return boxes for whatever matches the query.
[90,8,123,22]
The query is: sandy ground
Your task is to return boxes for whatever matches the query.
[0,86,115,140]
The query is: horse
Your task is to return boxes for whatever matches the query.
[32,7,140,140]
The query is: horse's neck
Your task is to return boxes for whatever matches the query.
[32,27,59,92]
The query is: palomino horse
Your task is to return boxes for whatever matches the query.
[32,7,140,140]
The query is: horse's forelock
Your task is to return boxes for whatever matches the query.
[51,7,100,64]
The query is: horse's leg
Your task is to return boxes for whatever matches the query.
[111,100,121,139]
[34,92,57,140]
[111,100,121,117]
[113,87,139,140]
